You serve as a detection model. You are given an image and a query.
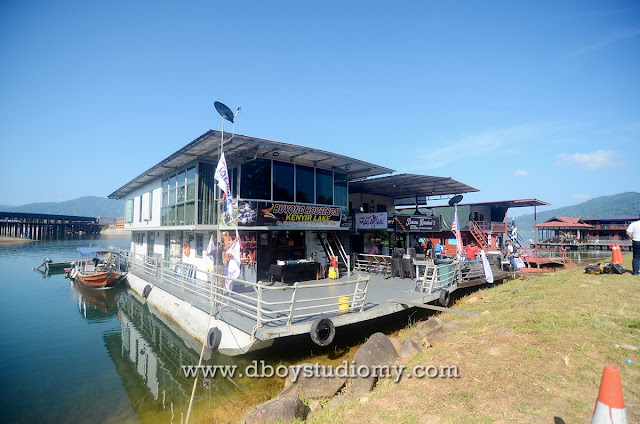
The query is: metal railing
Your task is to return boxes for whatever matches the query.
[127,252,371,334]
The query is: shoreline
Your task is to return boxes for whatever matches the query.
[0,236,35,244]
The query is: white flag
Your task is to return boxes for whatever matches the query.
[225,232,241,291]
[214,152,235,220]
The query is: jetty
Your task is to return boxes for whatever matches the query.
[0,212,100,240]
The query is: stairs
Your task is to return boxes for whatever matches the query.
[316,231,350,276]
[469,221,490,250]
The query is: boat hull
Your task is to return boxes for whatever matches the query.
[76,271,127,288]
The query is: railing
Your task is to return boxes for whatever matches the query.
[127,252,371,334]
[415,259,485,294]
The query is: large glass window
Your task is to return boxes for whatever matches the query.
[198,162,216,225]
[186,166,196,201]
[296,165,314,203]
[316,168,333,205]
[273,161,294,202]
[162,179,169,207]
[162,165,197,226]
[240,158,271,200]
[334,172,348,207]
[125,199,133,223]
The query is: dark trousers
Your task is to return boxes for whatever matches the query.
[633,240,640,275]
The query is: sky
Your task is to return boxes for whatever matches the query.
[1,1,638,216]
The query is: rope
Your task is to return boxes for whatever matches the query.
[184,301,215,424]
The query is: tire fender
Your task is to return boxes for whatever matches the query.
[310,317,336,347]
[142,284,152,299]
[438,289,451,307]
[207,327,222,350]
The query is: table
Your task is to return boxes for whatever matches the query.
[268,262,322,284]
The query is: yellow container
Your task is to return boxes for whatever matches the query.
[338,296,350,310]
[329,267,339,279]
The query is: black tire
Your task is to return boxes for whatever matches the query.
[310,318,336,347]
[142,284,152,299]
[438,289,451,307]
[207,327,222,350]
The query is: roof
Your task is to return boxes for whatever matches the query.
[581,217,638,222]
[535,216,593,229]
[109,130,395,199]
[452,199,550,209]
[348,174,478,199]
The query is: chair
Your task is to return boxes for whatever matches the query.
[407,248,416,259]
[401,257,416,279]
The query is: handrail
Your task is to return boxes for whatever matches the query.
[127,253,371,336]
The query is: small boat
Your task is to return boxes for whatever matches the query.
[69,247,128,288]
[33,257,73,274]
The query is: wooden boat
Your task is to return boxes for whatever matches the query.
[70,247,128,288]
[33,257,73,274]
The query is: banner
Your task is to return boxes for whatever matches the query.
[225,231,241,291]
[214,152,235,222]
[355,212,388,229]
[395,215,440,232]
[260,203,342,228]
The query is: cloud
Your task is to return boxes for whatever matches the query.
[421,125,536,170]
[514,170,528,177]
[554,150,625,171]
[571,194,591,200]
[570,26,640,57]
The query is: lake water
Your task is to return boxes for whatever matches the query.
[0,235,290,424]
[0,235,420,423]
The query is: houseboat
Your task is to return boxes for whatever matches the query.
[535,216,635,251]
[108,129,511,355]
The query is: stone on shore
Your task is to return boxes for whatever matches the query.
[351,332,398,394]
[244,396,305,424]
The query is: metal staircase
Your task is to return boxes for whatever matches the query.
[316,231,350,276]
[469,221,490,250]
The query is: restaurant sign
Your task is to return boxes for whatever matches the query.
[355,212,388,229]
[396,215,440,232]
[260,203,342,228]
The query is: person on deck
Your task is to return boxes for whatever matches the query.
[426,239,433,258]
[504,240,519,271]
[434,241,443,259]
[465,242,479,261]
[367,244,380,255]
[627,214,640,276]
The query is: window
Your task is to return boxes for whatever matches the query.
[148,191,153,220]
[162,165,197,226]
[240,158,271,200]
[125,199,133,223]
[296,165,314,203]
[138,196,143,222]
[196,233,204,257]
[273,161,294,202]
[198,162,216,225]
[334,172,348,207]
[316,168,333,205]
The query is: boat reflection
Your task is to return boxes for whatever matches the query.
[71,281,122,322]
[102,291,276,423]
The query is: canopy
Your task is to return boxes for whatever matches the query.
[77,247,121,256]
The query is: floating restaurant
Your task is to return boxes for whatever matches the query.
[108,129,524,355]
[535,216,635,251]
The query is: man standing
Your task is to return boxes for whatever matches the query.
[504,240,519,271]
[627,215,640,276]
[465,241,479,261]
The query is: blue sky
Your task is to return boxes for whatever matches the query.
[1,1,638,216]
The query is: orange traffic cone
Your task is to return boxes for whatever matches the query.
[611,244,624,265]
[592,365,627,424]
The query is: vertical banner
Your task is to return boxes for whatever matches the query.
[214,152,235,223]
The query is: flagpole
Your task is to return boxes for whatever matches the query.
[215,118,224,295]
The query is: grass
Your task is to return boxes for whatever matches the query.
[304,253,640,424]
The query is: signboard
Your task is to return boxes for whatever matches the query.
[355,212,388,230]
[395,215,440,232]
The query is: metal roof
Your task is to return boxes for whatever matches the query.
[348,173,478,199]
[109,130,395,199]
[431,199,550,209]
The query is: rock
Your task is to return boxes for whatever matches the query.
[308,400,323,414]
[244,396,305,424]
[481,310,490,316]
[427,329,451,347]
[351,332,398,394]
[410,317,443,344]
[283,363,314,388]
[279,363,347,400]
[614,344,639,351]
[399,338,421,359]
[359,397,369,404]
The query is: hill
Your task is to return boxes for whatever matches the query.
[514,191,640,230]
[0,196,124,218]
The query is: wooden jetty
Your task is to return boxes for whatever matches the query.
[0,211,100,240]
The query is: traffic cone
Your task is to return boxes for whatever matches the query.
[592,365,627,424]
[611,244,624,265]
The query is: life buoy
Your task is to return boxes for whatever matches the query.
[183,241,191,257]
[310,318,336,347]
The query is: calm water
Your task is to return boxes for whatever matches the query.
[0,235,286,424]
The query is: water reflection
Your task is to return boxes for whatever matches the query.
[71,282,122,322]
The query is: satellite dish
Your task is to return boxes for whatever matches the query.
[448,195,463,206]
[214,101,235,123]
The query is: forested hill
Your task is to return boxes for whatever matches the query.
[0,196,124,218]
[514,192,640,230]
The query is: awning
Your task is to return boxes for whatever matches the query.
[77,247,121,255]
[349,174,478,199]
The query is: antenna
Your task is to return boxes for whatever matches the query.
[214,101,235,123]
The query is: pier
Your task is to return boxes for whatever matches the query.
[0,211,100,240]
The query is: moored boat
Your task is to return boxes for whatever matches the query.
[70,247,128,288]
